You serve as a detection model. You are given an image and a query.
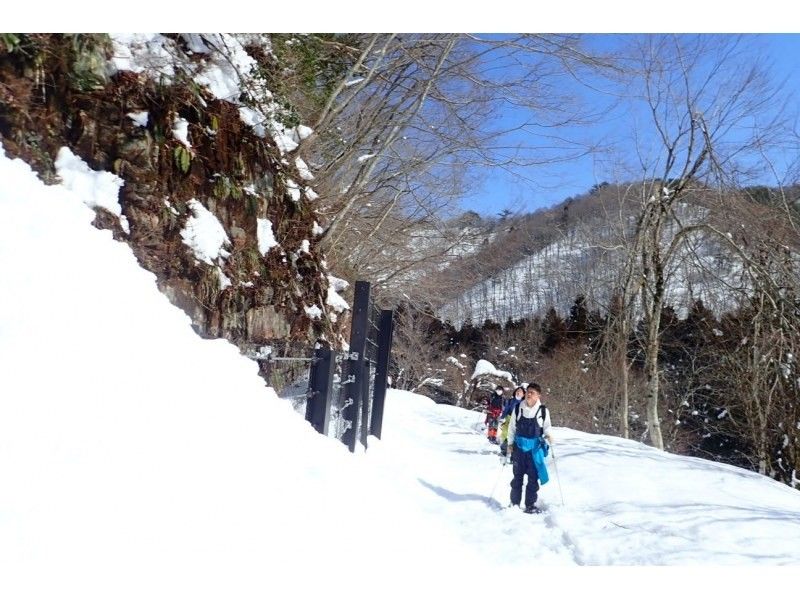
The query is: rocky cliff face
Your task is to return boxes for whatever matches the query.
[0,34,346,361]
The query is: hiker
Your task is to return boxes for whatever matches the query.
[498,385,525,456]
[507,382,552,513]
[485,386,504,444]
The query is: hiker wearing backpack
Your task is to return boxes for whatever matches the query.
[507,382,552,513]
[485,386,504,444]
[498,385,525,457]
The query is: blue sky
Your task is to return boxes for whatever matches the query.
[459,34,800,217]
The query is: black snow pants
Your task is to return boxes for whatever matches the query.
[510,449,539,508]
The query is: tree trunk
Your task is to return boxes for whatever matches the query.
[620,336,630,440]
[645,317,665,450]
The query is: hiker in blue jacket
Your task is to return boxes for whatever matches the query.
[498,385,525,457]
[507,382,552,513]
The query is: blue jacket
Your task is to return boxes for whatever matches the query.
[514,436,549,484]
[500,397,522,420]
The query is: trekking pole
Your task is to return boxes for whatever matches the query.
[550,445,565,507]
[487,458,508,502]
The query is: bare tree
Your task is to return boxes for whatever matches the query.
[613,35,786,449]
[272,34,616,305]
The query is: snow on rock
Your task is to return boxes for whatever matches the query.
[286,179,301,202]
[164,199,179,215]
[189,34,257,102]
[304,304,323,320]
[108,33,177,79]
[470,359,514,382]
[312,221,324,236]
[237,109,298,155]
[110,34,307,163]
[238,106,268,138]
[172,116,191,148]
[295,157,314,181]
[180,199,230,264]
[54,147,129,234]
[447,356,466,370]
[273,130,299,154]
[357,153,376,163]
[299,239,311,255]
[305,187,319,201]
[256,218,279,255]
[180,33,212,54]
[126,111,149,127]
[216,266,232,290]
[291,124,314,142]
[326,275,350,314]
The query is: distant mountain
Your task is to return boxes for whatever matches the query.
[434,184,793,326]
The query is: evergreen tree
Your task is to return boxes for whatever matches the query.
[540,307,567,354]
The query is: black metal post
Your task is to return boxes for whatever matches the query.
[369,309,394,439]
[341,281,370,452]
[305,346,334,436]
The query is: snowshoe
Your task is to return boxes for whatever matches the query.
[523,505,542,514]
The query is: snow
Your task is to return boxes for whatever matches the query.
[295,157,314,181]
[216,266,231,290]
[172,116,191,147]
[344,77,365,87]
[447,356,466,370]
[54,147,129,234]
[109,35,311,161]
[108,33,176,79]
[180,199,231,264]
[285,178,301,202]
[256,217,278,254]
[126,110,149,127]
[312,221,324,236]
[0,148,479,596]
[377,390,800,568]
[185,34,257,102]
[357,153,376,162]
[326,275,350,313]
[305,187,319,201]
[2,147,798,596]
[273,129,299,154]
[179,33,211,54]
[163,198,179,215]
[304,304,323,320]
[238,105,267,138]
[471,358,514,382]
[292,124,314,141]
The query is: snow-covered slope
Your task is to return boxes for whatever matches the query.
[0,148,477,596]
[2,147,798,598]
[439,204,749,327]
